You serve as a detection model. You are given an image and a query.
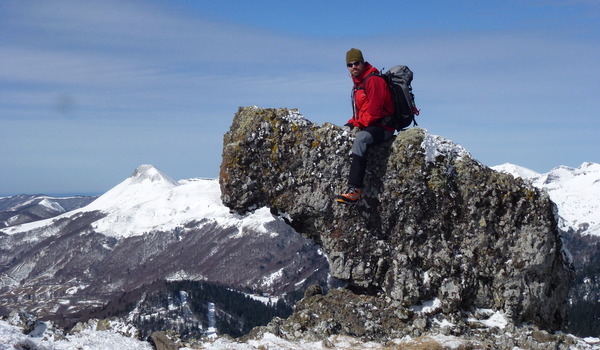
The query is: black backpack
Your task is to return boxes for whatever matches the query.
[380,65,419,131]
[361,65,420,131]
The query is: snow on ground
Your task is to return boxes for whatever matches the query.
[2,318,600,350]
[174,332,600,350]
[467,309,509,329]
[181,332,486,350]
[421,131,471,164]
[409,298,441,314]
[281,108,312,127]
[258,268,284,289]
[228,288,281,306]
[0,319,152,350]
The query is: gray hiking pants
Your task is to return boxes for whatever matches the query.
[348,126,393,188]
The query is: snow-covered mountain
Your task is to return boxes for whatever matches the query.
[3,164,282,239]
[492,162,600,237]
[0,194,96,228]
[0,164,328,333]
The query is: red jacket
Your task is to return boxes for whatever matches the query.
[346,62,394,131]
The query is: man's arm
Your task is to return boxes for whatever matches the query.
[357,76,390,127]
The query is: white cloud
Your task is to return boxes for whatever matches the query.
[0,0,598,193]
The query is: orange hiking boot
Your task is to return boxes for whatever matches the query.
[336,187,362,204]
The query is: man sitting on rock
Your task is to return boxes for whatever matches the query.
[336,48,395,204]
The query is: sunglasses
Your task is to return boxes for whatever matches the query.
[347,61,363,68]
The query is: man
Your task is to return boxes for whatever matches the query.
[336,48,395,204]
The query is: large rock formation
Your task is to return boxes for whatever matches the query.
[219,106,573,337]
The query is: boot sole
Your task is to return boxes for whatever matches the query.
[335,196,359,204]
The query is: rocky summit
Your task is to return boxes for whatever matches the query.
[220,106,574,341]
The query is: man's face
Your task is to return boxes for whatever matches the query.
[347,60,365,77]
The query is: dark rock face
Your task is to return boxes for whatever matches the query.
[265,288,412,341]
[220,107,573,333]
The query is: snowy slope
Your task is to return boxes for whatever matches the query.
[2,318,599,350]
[1,164,279,239]
[0,164,328,329]
[491,163,541,179]
[0,319,152,350]
[492,162,600,237]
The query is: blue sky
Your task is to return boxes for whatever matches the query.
[1,0,599,195]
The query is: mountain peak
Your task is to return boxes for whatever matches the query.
[491,163,540,179]
[130,164,178,186]
[530,162,600,236]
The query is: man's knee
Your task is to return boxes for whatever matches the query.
[352,131,373,157]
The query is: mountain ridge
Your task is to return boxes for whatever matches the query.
[0,194,97,228]
[493,161,600,237]
[3,165,283,239]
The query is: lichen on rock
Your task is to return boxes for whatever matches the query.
[220,106,573,339]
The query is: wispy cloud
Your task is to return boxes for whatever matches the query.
[0,0,342,121]
[0,0,598,194]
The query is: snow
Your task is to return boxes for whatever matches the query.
[0,319,152,350]
[423,270,431,284]
[410,298,442,314]
[0,165,284,239]
[206,302,217,338]
[421,132,471,164]
[0,321,24,350]
[585,337,600,345]
[282,109,312,127]
[259,268,284,288]
[433,318,455,328]
[468,309,509,329]
[184,332,483,350]
[492,163,540,179]
[230,288,281,306]
[2,317,599,350]
[493,162,600,237]
[39,198,65,212]
[248,294,280,305]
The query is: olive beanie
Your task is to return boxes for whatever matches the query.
[346,48,364,64]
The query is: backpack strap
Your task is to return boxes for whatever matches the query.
[355,72,379,91]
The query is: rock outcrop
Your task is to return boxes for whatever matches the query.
[219,106,573,338]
